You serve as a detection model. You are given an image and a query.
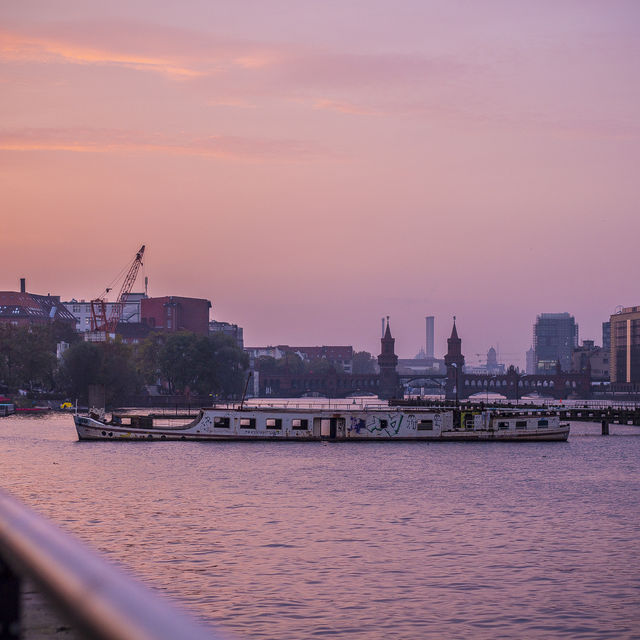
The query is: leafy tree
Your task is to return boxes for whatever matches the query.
[0,324,17,387]
[50,320,82,346]
[256,355,277,374]
[57,340,103,402]
[353,351,377,374]
[156,331,249,398]
[276,352,306,375]
[135,332,166,385]
[100,340,142,404]
[58,339,142,404]
[157,332,198,393]
[206,333,249,398]
[304,358,339,376]
[0,324,58,390]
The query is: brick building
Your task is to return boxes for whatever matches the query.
[0,279,77,328]
[140,296,211,335]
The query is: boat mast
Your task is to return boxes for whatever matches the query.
[239,371,252,410]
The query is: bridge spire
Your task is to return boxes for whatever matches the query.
[450,316,459,341]
[378,316,400,400]
[444,317,465,401]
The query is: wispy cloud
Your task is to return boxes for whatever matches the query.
[0,29,205,78]
[0,21,468,89]
[0,127,330,161]
[312,99,380,116]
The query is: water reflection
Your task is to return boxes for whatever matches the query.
[1,412,639,639]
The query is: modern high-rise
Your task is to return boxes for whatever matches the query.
[425,316,434,358]
[609,307,640,383]
[602,321,611,352]
[533,313,578,373]
[525,347,536,375]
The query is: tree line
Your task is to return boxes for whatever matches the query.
[256,350,377,376]
[0,324,248,404]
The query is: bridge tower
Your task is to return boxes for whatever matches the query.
[378,317,401,400]
[444,317,465,401]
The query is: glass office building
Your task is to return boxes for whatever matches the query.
[533,313,579,373]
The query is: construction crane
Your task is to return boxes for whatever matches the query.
[90,245,145,336]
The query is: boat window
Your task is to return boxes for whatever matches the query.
[240,418,256,429]
[537,419,548,428]
[266,418,282,429]
[214,417,230,428]
[417,419,433,430]
[497,421,509,429]
[292,419,308,430]
[515,420,527,429]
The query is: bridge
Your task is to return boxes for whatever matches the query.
[399,373,446,393]
[254,318,592,401]
[455,368,591,400]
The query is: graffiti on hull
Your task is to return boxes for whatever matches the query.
[348,413,417,436]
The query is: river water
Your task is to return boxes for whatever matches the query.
[1,410,639,639]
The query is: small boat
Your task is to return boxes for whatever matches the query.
[0,397,15,417]
[0,403,15,417]
[73,405,570,442]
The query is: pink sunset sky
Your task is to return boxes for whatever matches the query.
[1,1,639,366]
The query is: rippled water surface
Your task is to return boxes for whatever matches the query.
[1,413,640,639]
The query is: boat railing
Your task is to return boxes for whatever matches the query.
[0,489,228,640]
[210,400,391,411]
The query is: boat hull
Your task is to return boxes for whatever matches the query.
[74,409,569,443]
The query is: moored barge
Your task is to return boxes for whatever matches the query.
[74,405,569,442]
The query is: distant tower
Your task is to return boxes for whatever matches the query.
[444,317,465,401]
[425,316,434,359]
[487,346,498,372]
[525,347,536,375]
[378,317,401,400]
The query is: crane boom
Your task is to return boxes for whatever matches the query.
[106,245,145,333]
[89,245,145,336]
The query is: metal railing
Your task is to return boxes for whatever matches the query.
[0,490,229,640]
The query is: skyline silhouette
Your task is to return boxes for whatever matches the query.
[2,1,639,364]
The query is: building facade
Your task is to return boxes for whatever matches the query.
[209,320,244,348]
[610,307,640,383]
[140,296,211,335]
[572,340,609,382]
[464,347,506,375]
[533,313,578,373]
[602,321,611,352]
[63,293,146,333]
[288,346,353,374]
